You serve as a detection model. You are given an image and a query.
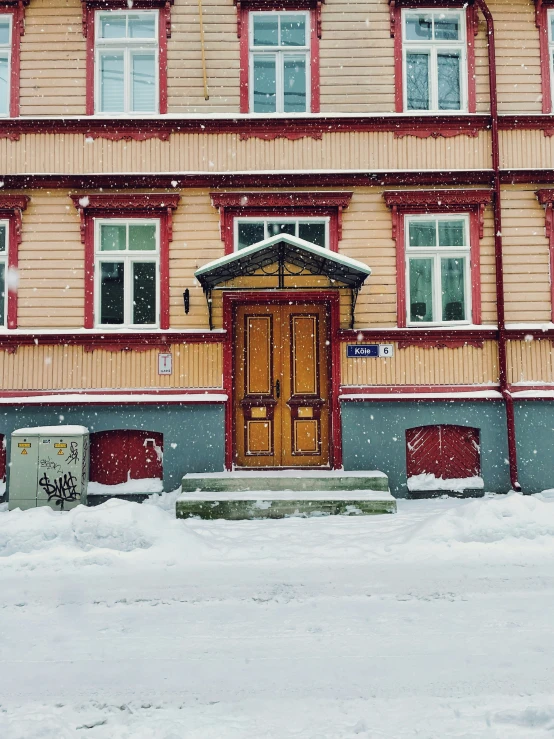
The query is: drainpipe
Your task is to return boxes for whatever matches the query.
[474,0,520,491]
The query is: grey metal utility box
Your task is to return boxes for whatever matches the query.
[8,426,89,511]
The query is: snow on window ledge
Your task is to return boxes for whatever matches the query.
[407,473,484,493]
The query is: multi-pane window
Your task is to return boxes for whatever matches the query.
[249,12,310,113]
[95,11,158,114]
[403,9,466,112]
[0,222,7,327]
[235,218,328,250]
[95,220,159,327]
[0,18,11,117]
[405,215,471,325]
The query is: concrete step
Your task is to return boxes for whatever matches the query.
[177,470,395,519]
[181,470,390,494]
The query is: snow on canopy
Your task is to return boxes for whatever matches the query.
[194,233,372,291]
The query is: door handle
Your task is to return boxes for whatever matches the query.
[275,379,280,399]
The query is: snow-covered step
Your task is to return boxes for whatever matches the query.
[177,470,395,519]
[181,469,389,494]
[176,489,396,519]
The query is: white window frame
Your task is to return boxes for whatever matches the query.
[94,10,159,115]
[0,220,8,328]
[234,216,329,251]
[0,17,12,119]
[405,213,471,327]
[402,8,467,113]
[94,218,160,329]
[249,11,311,114]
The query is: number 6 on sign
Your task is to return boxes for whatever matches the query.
[378,344,394,358]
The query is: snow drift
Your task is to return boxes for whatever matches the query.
[411,492,554,545]
[0,498,205,557]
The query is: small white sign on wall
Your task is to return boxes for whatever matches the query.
[158,353,173,375]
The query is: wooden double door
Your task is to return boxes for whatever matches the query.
[234,303,330,468]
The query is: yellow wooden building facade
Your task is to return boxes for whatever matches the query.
[0,0,552,495]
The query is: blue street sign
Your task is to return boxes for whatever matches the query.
[347,344,379,357]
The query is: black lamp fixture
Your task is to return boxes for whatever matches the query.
[183,289,190,314]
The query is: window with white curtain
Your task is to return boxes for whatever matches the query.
[0,18,12,117]
[249,11,310,114]
[94,220,159,328]
[405,214,471,325]
[402,9,466,112]
[0,222,8,327]
[95,11,158,114]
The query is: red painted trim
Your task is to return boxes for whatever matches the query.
[84,5,171,117]
[310,7,320,113]
[0,195,29,330]
[339,328,497,344]
[473,0,519,489]
[159,3,169,115]
[211,191,352,209]
[159,215,170,329]
[499,115,554,130]
[384,190,491,326]
[0,113,490,139]
[384,189,493,209]
[222,290,341,470]
[466,5,477,114]
[341,395,498,402]
[0,388,223,397]
[211,192,352,254]
[83,213,94,328]
[340,384,499,394]
[71,194,180,329]
[392,2,476,113]
[0,331,225,351]
[212,193,352,252]
[0,393,226,405]
[239,7,249,113]
[6,215,17,328]
[0,174,496,192]
[537,5,552,114]
[469,206,482,324]
[4,5,23,119]
[329,293,342,467]
[536,190,554,321]
[395,209,406,327]
[85,9,94,116]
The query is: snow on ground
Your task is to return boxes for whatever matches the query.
[2,493,554,737]
[87,477,164,496]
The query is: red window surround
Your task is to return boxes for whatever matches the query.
[383,189,493,327]
[210,191,352,254]
[389,0,478,115]
[0,194,29,329]
[70,193,180,330]
[0,1,27,119]
[536,189,554,320]
[82,0,173,118]
[234,0,323,117]
[536,0,554,114]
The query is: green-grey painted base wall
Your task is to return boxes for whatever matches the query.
[514,402,554,494]
[341,401,512,497]
[0,403,225,495]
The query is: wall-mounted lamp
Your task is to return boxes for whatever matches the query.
[183,289,190,314]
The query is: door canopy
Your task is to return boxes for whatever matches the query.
[194,233,372,292]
